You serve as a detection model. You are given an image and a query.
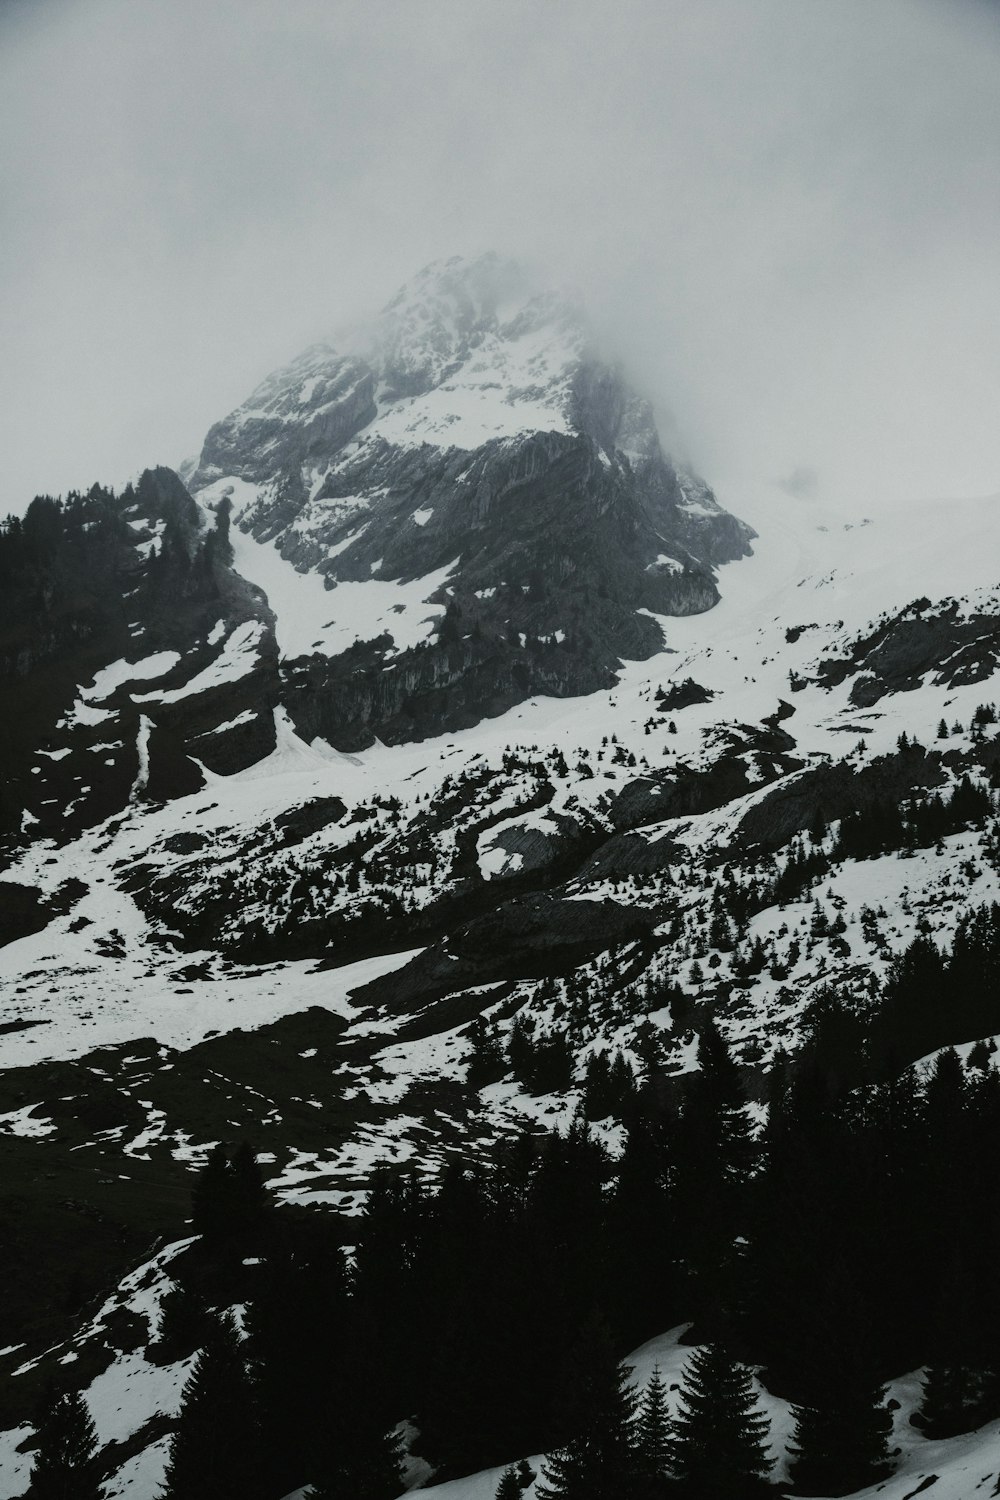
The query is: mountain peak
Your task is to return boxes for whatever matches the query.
[182,256,752,750]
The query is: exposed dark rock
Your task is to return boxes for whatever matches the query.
[273,797,347,842]
[734,747,946,851]
[811,597,1000,705]
[606,723,802,834]
[191,347,377,495]
[0,882,53,948]
[0,470,281,850]
[655,676,715,711]
[352,893,657,1013]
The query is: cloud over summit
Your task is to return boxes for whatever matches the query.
[1,0,997,512]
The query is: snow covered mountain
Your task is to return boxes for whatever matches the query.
[188,253,752,749]
[1,255,751,848]
[3,259,1000,1499]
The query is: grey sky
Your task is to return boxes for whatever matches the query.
[1,0,997,514]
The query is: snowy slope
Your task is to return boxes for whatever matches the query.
[3,485,1000,1149]
[4,486,1000,1067]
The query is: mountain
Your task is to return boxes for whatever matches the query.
[188,253,753,749]
[0,257,750,856]
[2,259,1000,1498]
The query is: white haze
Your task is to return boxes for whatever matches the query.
[0,0,997,517]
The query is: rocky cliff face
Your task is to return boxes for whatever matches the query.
[0,468,280,853]
[189,254,754,748]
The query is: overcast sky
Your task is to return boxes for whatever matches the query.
[1,0,998,517]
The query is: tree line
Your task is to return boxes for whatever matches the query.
[25,909,1000,1498]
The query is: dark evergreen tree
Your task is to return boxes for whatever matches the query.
[467,1018,507,1088]
[191,1141,269,1244]
[634,1365,672,1496]
[669,1344,771,1498]
[190,1142,233,1242]
[672,1022,754,1330]
[309,1423,404,1500]
[496,1464,525,1500]
[917,1245,1000,1437]
[245,1224,355,1495]
[160,1311,264,1500]
[28,1388,101,1500]
[229,1141,268,1236]
[516,1459,536,1490]
[583,1051,614,1120]
[149,1279,210,1365]
[918,1360,982,1440]
[536,1338,639,1500]
[787,1374,892,1497]
[608,1115,677,1345]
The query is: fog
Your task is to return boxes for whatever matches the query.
[1,0,998,516]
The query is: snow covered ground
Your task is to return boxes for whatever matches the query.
[207,475,454,661]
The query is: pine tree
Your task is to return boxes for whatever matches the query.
[536,1340,639,1500]
[916,1244,999,1438]
[787,1378,892,1497]
[28,1388,102,1500]
[496,1467,520,1500]
[190,1142,232,1242]
[467,1019,506,1088]
[309,1424,404,1500]
[149,1279,210,1364]
[191,1142,269,1244]
[669,1343,771,1497]
[634,1365,672,1495]
[608,1116,676,1346]
[495,1462,527,1499]
[673,1023,754,1331]
[229,1141,268,1235]
[160,1311,263,1500]
[918,1361,980,1439]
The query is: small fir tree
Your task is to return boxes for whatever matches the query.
[149,1279,210,1365]
[160,1311,263,1500]
[537,1343,639,1500]
[229,1141,268,1235]
[191,1142,269,1244]
[309,1424,404,1500]
[190,1142,232,1241]
[634,1365,672,1495]
[670,1343,771,1497]
[787,1377,892,1496]
[496,1462,527,1499]
[28,1388,102,1500]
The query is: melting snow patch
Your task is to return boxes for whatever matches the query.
[80,652,181,703]
[195,708,258,737]
[129,716,153,800]
[0,1105,56,1138]
[132,623,266,705]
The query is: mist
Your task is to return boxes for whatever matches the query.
[1,0,997,517]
